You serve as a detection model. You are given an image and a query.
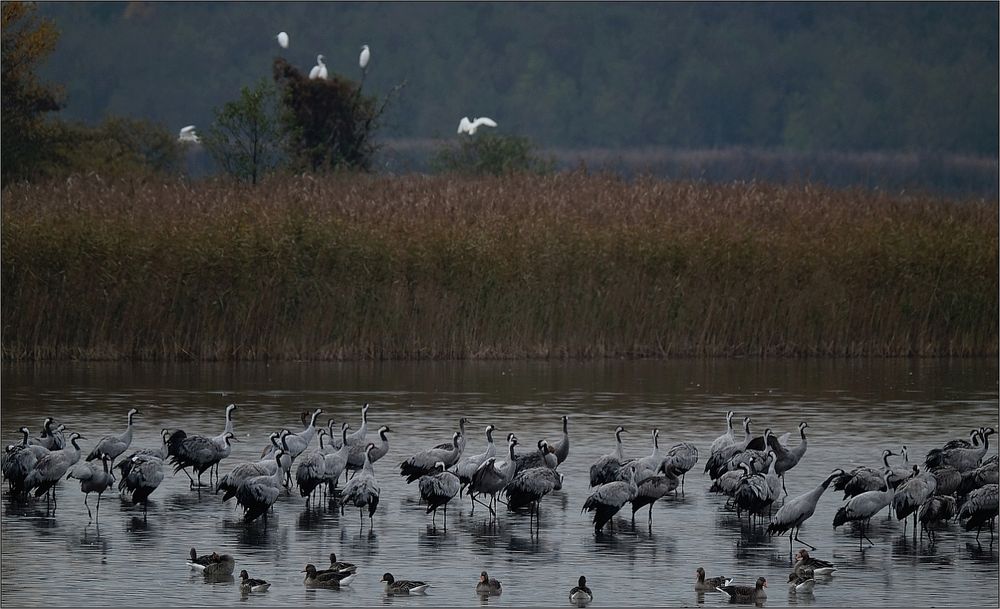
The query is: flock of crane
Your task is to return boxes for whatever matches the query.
[176,33,497,145]
[3,403,998,603]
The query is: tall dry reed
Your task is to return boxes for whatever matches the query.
[2,173,996,360]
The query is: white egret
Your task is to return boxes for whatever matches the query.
[178,125,200,144]
[457,116,498,135]
[359,44,370,70]
[276,32,289,49]
[309,54,328,80]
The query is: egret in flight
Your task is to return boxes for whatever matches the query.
[457,117,498,135]
[178,125,200,144]
[309,54,328,80]
[276,32,289,49]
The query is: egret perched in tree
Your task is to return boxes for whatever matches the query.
[458,116,498,135]
[276,31,289,49]
[359,44,370,71]
[309,54,328,80]
[178,126,200,144]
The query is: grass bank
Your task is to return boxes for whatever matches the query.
[2,173,996,360]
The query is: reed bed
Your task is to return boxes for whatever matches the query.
[2,173,996,360]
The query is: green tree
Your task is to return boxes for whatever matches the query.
[272,58,404,173]
[1,1,65,184]
[202,79,286,184]
[432,133,554,176]
[50,117,182,179]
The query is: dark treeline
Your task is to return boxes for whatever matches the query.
[37,2,998,157]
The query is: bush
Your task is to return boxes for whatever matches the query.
[433,133,554,176]
[272,58,403,173]
[202,79,286,185]
[51,117,182,179]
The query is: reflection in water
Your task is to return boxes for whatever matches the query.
[1,359,997,607]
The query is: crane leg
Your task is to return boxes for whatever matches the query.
[443,504,448,530]
[793,527,816,550]
[782,475,788,497]
[96,492,102,521]
[649,503,654,526]
[84,494,92,520]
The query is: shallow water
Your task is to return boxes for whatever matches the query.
[1,359,997,607]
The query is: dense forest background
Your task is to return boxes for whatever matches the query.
[36,2,998,157]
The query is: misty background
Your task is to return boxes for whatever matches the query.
[33,2,1000,193]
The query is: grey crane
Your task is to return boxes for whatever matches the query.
[3,427,50,498]
[705,417,753,479]
[322,423,352,491]
[85,408,139,469]
[513,439,558,474]
[120,429,170,463]
[67,453,116,520]
[514,439,558,474]
[959,483,998,541]
[724,428,771,478]
[663,441,698,491]
[468,435,519,519]
[887,445,914,487]
[629,461,680,526]
[346,425,390,473]
[583,466,638,534]
[342,443,381,528]
[709,411,737,456]
[943,429,983,450]
[926,428,993,472]
[450,425,498,491]
[400,432,463,483]
[767,469,845,551]
[767,421,809,495]
[218,433,290,501]
[958,458,998,496]
[710,456,754,498]
[207,404,237,483]
[281,408,323,461]
[590,426,628,487]
[623,429,663,483]
[418,461,462,528]
[833,469,895,547]
[930,465,962,496]
[295,430,329,503]
[434,417,469,452]
[733,461,774,525]
[235,450,286,524]
[833,449,898,499]
[24,432,85,505]
[505,464,562,528]
[918,495,956,541]
[117,453,164,514]
[892,466,938,534]
[27,418,65,451]
[344,403,371,448]
[546,415,570,465]
[20,419,51,450]
[167,429,237,490]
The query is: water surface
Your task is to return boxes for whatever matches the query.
[2,359,997,607]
